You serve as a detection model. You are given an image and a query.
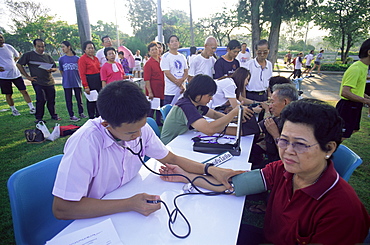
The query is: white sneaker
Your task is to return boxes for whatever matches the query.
[29,108,36,114]
[12,109,21,116]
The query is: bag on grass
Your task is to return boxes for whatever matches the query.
[59,124,81,137]
[46,123,60,141]
[24,129,45,143]
[36,121,50,138]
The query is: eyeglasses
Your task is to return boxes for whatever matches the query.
[257,50,269,55]
[275,138,319,154]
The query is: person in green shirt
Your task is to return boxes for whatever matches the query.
[336,38,370,140]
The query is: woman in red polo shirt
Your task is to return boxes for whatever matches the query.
[160,99,370,245]
[78,41,101,119]
[144,41,165,126]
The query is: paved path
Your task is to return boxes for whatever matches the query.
[23,69,344,102]
[272,71,342,101]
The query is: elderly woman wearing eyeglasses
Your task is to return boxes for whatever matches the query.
[160,98,370,245]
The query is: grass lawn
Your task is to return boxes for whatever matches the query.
[0,85,369,243]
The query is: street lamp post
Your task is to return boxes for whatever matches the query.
[189,0,194,46]
[157,0,163,43]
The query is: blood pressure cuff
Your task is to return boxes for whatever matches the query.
[231,169,266,197]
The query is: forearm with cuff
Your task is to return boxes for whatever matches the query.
[231,169,267,196]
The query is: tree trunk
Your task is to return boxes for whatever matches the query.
[267,17,282,65]
[250,0,262,57]
[344,33,353,64]
[74,0,91,49]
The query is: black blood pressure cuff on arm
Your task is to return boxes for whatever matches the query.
[231,169,266,197]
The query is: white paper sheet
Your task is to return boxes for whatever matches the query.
[46,218,123,245]
[147,97,161,110]
[84,90,99,102]
[38,63,54,70]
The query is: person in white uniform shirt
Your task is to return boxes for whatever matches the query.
[0,33,35,116]
[244,39,272,120]
[188,36,217,83]
[160,35,188,105]
[236,43,251,69]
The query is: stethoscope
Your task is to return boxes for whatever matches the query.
[105,128,234,238]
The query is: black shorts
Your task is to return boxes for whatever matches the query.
[0,77,26,94]
[314,61,320,65]
[336,99,362,138]
[305,65,312,69]
[365,83,370,95]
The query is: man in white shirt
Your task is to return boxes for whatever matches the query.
[160,35,188,105]
[236,43,251,69]
[245,39,272,102]
[0,33,35,116]
[188,36,217,82]
[302,50,315,77]
[133,50,143,78]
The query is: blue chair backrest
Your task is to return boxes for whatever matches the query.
[160,104,172,121]
[146,117,160,137]
[7,154,73,244]
[332,145,363,182]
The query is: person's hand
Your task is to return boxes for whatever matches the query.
[159,163,189,183]
[179,84,185,94]
[84,87,90,95]
[148,92,154,100]
[128,193,161,216]
[26,75,37,82]
[241,106,254,120]
[264,117,279,139]
[207,167,245,190]
[0,66,4,72]
[47,68,57,73]
[252,105,263,114]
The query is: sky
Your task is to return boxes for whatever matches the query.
[1,0,326,44]
[1,0,240,36]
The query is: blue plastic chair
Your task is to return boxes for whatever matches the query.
[332,145,363,182]
[147,117,160,137]
[160,104,173,121]
[144,117,161,162]
[7,155,73,244]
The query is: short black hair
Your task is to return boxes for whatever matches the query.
[190,46,197,55]
[231,67,250,97]
[118,51,124,56]
[280,98,343,152]
[97,80,150,128]
[227,40,241,51]
[104,47,116,57]
[255,39,269,50]
[101,35,110,43]
[82,41,96,53]
[33,38,44,46]
[147,41,158,52]
[184,74,217,103]
[167,35,179,44]
[269,76,291,92]
[359,38,370,59]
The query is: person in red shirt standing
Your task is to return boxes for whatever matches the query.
[78,41,101,119]
[144,42,165,126]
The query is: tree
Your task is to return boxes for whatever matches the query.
[198,7,246,46]
[74,0,91,48]
[238,0,316,63]
[313,0,370,63]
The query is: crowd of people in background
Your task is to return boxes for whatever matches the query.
[1,31,370,244]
